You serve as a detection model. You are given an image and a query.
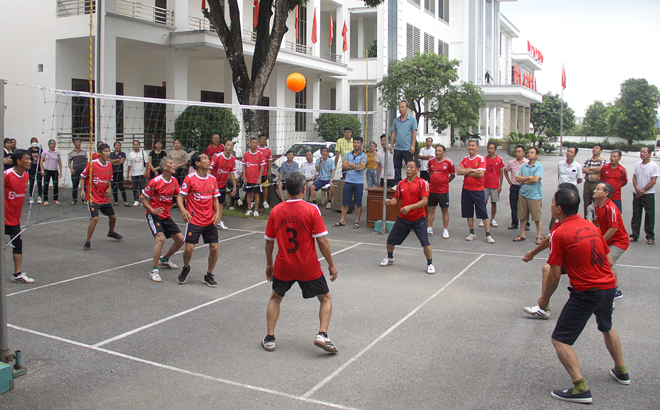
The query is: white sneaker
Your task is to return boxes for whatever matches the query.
[491,219,498,227]
[479,220,484,227]
[245,209,253,216]
[133,201,139,206]
[442,229,449,239]
[253,210,260,217]
[523,305,550,319]
[262,201,270,209]
[466,233,477,241]
[322,183,332,189]
[219,221,228,230]
[426,264,436,274]
[379,257,394,267]
[29,198,34,204]
[427,227,434,236]
[11,273,35,284]
[150,269,162,283]
[159,258,178,269]
[237,199,244,207]
[228,206,235,211]
[37,197,42,204]
[484,235,495,244]
[325,202,333,209]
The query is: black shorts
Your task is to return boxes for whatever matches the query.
[387,216,430,247]
[147,214,181,239]
[243,184,262,194]
[428,192,449,208]
[5,224,22,255]
[552,287,616,345]
[88,203,115,219]
[272,274,330,299]
[420,170,430,182]
[217,186,227,204]
[461,189,488,220]
[184,222,219,244]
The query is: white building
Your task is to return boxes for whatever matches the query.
[0,0,541,153]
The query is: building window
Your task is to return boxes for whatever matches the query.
[406,24,420,58]
[295,88,307,132]
[438,40,448,57]
[424,0,435,14]
[144,85,166,150]
[438,0,449,22]
[116,83,124,141]
[408,0,420,7]
[200,90,225,103]
[297,6,307,48]
[424,33,435,54]
[72,79,94,140]
[388,0,398,61]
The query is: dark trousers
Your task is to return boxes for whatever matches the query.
[28,167,43,199]
[43,170,59,202]
[509,184,521,226]
[131,175,147,201]
[583,180,599,217]
[631,193,655,240]
[174,168,187,187]
[71,170,82,202]
[393,149,413,183]
[112,171,127,203]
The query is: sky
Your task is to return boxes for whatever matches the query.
[500,0,660,118]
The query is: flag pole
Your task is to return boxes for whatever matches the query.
[560,64,565,155]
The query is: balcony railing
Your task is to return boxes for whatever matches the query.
[115,0,173,25]
[320,50,342,63]
[189,16,215,31]
[57,0,95,17]
[284,41,312,56]
[242,29,257,42]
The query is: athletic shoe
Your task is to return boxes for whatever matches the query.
[204,273,218,287]
[427,227,434,236]
[484,236,495,244]
[11,273,35,284]
[133,201,139,206]
[314,333,338,353]
[466,233,477,241]
[150,269,162,283]
[609,369,630,385]
[83,241,91,251]
[550,388,592,404]
[159,258,178,269]
[261,337,276,352]
[253,210,260,217]
[219,221,228,230]
[442,229,450,239]
[177,266,191,284]
[237,199,243,207]
[29,198,33,204]
[322,183,332,189]
[37,197,42,204]
[228,206,235,211]
[427,264,436,274]
[614,287,623,299]
[107,231,123,240]
[379,257,394,267]
[523,305,550,319]
[325,202,333,209]
[245,209,253,216]
[478,220,484,227]
[491,219,498,227]
[262,201,270,209]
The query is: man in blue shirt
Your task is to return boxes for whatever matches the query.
[390,101,418,183]
[515,147,544,243]
[310,146,335,208]
[334,137,365,228]
[276,151,299,200]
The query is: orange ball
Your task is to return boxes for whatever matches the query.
[287,73,307,93]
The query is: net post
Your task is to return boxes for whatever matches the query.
[0,79,9,363]
[380,109,391,234]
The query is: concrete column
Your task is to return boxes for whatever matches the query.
[223,60,237,104]
[357,16,365,58]
[336,6,344,57]
[99,7,117,143]
[524,106,531,133]
[335,78,349,111]
[510,103,518,134]
[270,67,286,155]
[172,0,188,31]
[517,105,525,134]
[166,47,188,138]
[489,105,496,139]
[502,102,511,139]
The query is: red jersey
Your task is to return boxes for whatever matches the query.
[595,199,630,251]
[257,146,273,176]
[242,150,266,184]
[265,199,328,281]
[4,168,27,226]
[209,153,236,188]
[427,158,455,194]
[484,155,505,189]
[92,152,99,160]
[460,154,486,191]
[394,176,430,221]
[81,159,113,204]
[180,172,220,226]
[599,164,627,201]
[205,143,224,159]
[548,214,615,291]
[142,175,180,219]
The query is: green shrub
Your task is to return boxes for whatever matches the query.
[174,106,240,152]
[315,114,362,142]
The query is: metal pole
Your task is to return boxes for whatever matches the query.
[560,87,564,156]
[380,109,391,234]
[0,79,9,363]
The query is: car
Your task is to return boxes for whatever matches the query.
[270,141,336,179]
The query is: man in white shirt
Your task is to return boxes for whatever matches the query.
[300,150,318,202]
[557,146,583,186]
[630,146,659,244]
[127,140,148,206]
[376,134,395,188]
[418,137,435,182]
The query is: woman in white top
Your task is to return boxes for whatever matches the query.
[40,139,62,205]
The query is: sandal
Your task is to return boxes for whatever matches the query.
[353,223,360,229]
[629,236,638,242]
[535,237,542,245]
[648,238,655,245]
[70,201,76,206]
[54,201,60,205]
[333,222,346,227]
[512,235,526,242]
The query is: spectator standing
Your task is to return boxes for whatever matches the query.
[27,137,43,204]
[110,142,129,207]
[376,134,395,188]
[127,140,148,206]
[300,150,318,202]
[68,138,88,206]
[276,151,299,200]
[40,139,62,206]
[3,138,13,170]
[242,138,266,216]
[389,102,418,183]
[205,134,224,158]
[257,134,273,209]
[582,144,606,218]
[168,139,189,187]
[365,141,378,188]
[514,147,544,244]
[209,140,237,230]
[334,137,365,229]
[481,142,505,228]
[228,150,243,211]
[504,145,529,230]
[418,137,435,182]
[309,147,335,208]
[457,140,493,243]
[557,146,583,186]
[630,146,659,244]
[599,149,627,213]
[426,145,455,238]
[335,127,354,180]
[147,140,166,180]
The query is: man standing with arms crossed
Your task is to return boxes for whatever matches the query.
[334,127,353,180]
[5,150,35,283]
[457,140,493,243]
[504,145,529,231]
[629,146,659,244]
[481,142,505,228]
[418,137,434,182]
[390,102,417,183]
[257,133,273,209]
[127,140,147,206]
[514,147,544,244]
[334,137,365,229]
[376,134,395,189]
[262,172,338,353]
[209,140,237,230]
[599,149,627,213]
[582,143,606,218]
[426,145,455,238]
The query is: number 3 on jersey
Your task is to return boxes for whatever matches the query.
[286,228,299,254]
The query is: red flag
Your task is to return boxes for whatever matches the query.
[342,21,348,52]
[253,0,259,28]
[561,66,566,89]
[311,8,318,44]
[329,14,334,48]
[201,0,206,10]
[295,6,299,39]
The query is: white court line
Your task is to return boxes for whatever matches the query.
[26,216,89,226]
[121,216,261,233]
[6,232,257,297]
[93,242,363,347]
[302,254,486,399]
[8,324,362,410]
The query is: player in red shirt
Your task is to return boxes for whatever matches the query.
[139,158,184,282]
[457,140,493,243]
[379,160,435,274]
[205,133,224,159]
[176,152,221,287]
[241,137,266,216]
[4,149,35,283]
[483,142,505,228]
[593,182,629,299]
[426,145,455,239]
[81,143,123,251]
[257,134,273,210]
[209,140,237,230]
[598,149,627,213]
[541,188,627,404]
[262,172,338,353]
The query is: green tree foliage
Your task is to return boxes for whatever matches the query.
[174,106,240,152]
[530,93,575,136]
[608,78,660,145]
[582,101,610,136]
[315,114,362,142]
[443,82,485,145]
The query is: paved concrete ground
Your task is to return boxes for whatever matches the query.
[1,147,658,409]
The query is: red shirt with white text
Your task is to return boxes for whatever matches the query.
[427,158,455,194]
[4,168,27,226]
[142,175,180,219]
[81,159,113,204]
[460,154,486,191]
[394,176,430,221]
[180,172,220,226]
